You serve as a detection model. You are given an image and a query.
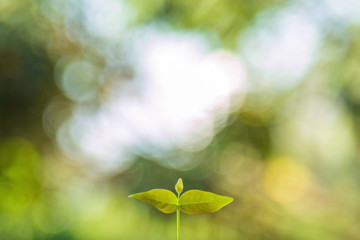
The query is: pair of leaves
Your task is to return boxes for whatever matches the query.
[129,179,233,214]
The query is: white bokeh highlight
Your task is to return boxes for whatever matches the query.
[239,7,321,91]
[57,29,247,170]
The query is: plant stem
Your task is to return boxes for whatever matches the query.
[177,192,180,240]
[177,208,180,240]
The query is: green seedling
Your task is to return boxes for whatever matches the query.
[129,178,233,240]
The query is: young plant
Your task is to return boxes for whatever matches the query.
[129,178,233,240]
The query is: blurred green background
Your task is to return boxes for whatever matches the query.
[1,0,360,239]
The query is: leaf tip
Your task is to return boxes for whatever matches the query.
[175,178,183,194]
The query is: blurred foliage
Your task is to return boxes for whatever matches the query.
[0,23,56,140]
[129,0,287,47]
[1,0,360,240]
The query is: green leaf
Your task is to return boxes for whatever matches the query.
[179,190,233,214]
[129,189,178,213]
[175,178,183,194]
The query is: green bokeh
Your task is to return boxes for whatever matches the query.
[1,0,360,239]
